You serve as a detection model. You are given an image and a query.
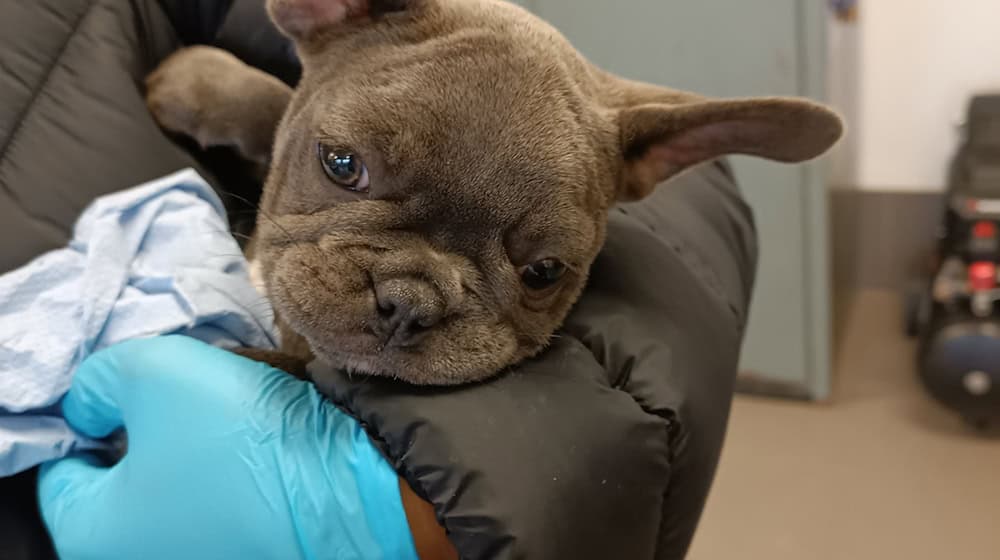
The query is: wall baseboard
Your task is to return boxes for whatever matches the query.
[830,188,943,377]
[737,189,944,400]
[832,189,944,293]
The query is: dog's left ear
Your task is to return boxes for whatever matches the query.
[268,0,416,42]
[616,96,844,201]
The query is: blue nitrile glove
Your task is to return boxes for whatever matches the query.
[36,335,418,560]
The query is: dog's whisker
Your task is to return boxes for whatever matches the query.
[201,251,249,258]
[253,209,298,248]
[248,303,274,312]
[214,188,262,210]
[228,231,255,242]
[242,296,274,308]
[192,227,255,246]
[231,204,336,297]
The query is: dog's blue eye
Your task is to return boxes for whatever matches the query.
[318,143,370,192]
[521,259,567,291]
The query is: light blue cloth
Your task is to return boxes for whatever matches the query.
[0,168,278,476]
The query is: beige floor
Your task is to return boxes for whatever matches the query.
[687,290,1000,560]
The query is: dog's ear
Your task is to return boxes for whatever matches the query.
[616,95,843,201]
[267,0,416,41]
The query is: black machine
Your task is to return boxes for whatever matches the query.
[907,94,1000,429]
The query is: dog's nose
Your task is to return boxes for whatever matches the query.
[374,278,445,347]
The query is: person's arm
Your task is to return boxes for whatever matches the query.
[401,481,459,560]
[37,335,454,560]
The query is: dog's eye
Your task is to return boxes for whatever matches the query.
[318,143,370,192]
[520,259,567,291]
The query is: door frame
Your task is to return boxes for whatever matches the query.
[798,0,833,401]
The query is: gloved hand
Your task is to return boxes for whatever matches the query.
[36,335,418,560]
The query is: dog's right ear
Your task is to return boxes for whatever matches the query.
[268,0,416,41]
[615,96,844,201]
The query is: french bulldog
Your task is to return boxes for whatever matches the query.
[146,0,843,385]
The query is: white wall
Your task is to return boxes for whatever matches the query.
[829,0,1000,192]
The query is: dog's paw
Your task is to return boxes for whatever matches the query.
[146,46,246,148]
[146,46,293,163]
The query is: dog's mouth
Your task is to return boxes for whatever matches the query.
[303,324,520,385]
[311,346,396,379]
[266,260,523,385]
[306,342,425,380]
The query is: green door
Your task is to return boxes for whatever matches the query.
[514,0,832,399]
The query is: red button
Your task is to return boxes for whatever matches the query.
[969,261,996,291]
[973,221,997,239]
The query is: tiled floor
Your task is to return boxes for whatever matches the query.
[687,290,1000,560]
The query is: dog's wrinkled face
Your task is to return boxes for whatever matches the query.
[255,0,843,384]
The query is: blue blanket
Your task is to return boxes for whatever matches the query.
[0,169,278,476]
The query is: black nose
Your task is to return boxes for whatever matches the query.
[374,278,445,347]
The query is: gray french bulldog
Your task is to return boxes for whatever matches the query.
[145,0,843,385]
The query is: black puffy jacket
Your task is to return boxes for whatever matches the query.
[0,2,757,559]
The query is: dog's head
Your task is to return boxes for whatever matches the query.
[255,0,843,384]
